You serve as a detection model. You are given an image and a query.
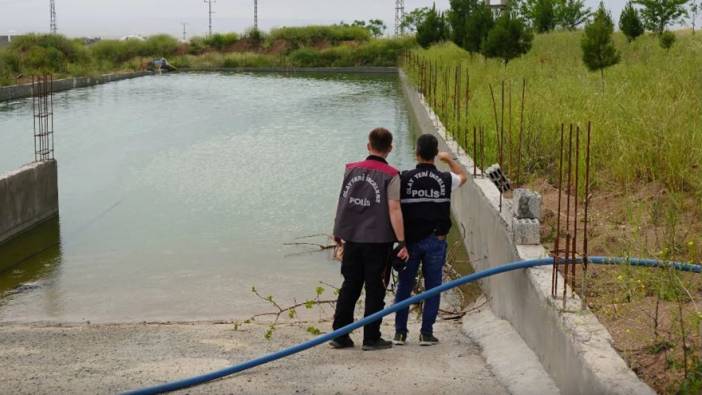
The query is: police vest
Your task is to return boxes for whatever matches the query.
[401,164,452,243]
[333,156,399,244]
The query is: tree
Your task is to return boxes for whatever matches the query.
[481,11,533,65]
[660,30,677,48]
[448,0,478,49]
[633,0,690,35]
[521,0,558,32]
[401,7,431,33]
[690,1,700,33]
[555,0,592,29]
[464,1,495,53]
[619,1,645,41]
[416,4,449,48]
[581,3,620,92]
[351,20,387,38]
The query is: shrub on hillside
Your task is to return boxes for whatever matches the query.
[269,25,370,49]
[660,30,676,49]
[202,33,239,51]
[140,34,179,58]
[8,34,90,73]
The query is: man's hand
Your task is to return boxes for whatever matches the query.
[396,246,409,261]
[437,152,453,163]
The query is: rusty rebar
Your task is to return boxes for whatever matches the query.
[500,80,505,167]
[508,80,513,177]
[581,121,592,309]
[473,126,477,176]
[517,78,525,186]
[563,233,571,309]
[564,124,574,299]
[489,84,500,164]
[571,126,580,294]
[552,124,565,297]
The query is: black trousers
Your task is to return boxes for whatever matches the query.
[332,241,392,343]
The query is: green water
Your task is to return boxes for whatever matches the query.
[0,72,420,322]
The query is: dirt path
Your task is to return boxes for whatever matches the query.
[0,319,509,394]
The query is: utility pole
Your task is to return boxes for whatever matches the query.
[254,0,258,31]
[204,0,215,36]
[50,0,57,34]
[181,22,188,41]
[394,0,405,37]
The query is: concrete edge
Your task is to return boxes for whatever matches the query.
[0,160,59,246]
[398,70,655,395]
[0,71,152,102]
[462,300,560,395]
[177,66,398,74]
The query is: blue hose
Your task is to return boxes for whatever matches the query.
[124,256,701,395]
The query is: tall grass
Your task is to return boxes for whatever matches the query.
[403,31,702,200]
[269,25,371,49]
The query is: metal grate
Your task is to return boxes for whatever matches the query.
[32,75,55,162]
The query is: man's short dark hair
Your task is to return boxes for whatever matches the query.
[369,128,393,153]
[416,134,438,161]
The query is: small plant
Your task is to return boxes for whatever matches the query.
[659,30,677,49]
[619,1,645,42]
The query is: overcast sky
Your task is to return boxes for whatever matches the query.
[0,0,670,39]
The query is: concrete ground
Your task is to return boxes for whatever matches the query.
[0,318,510,395]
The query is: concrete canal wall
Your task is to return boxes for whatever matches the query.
[0,72,151,102]
[399,70,654,395]
[0,160,58,246]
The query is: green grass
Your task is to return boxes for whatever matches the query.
[402,31,702,202]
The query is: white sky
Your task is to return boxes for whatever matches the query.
[0,0,660,39]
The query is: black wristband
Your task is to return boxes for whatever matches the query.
[396,240,406,249]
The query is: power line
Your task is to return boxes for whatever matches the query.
[204,0,215,36]
[49,0,57,34]
[394,0,405,37]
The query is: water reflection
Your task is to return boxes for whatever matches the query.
[0,217,62,296]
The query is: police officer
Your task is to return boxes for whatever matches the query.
[393,134,467,346]
[330,128,409,351]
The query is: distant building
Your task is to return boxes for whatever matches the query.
[120,35,146,41]
[487,0,509,16]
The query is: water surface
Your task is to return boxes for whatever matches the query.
[0,72,418,322]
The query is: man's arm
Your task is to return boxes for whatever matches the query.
[437,152,468,187]
[388,199,409,260]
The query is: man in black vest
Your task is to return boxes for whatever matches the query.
[330,128,409,351]
[393,134,467,346]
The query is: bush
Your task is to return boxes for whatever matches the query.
[188,37,208,55]
[659,30,676,49]
[222,52,278,68]
[140,34,179,57]
[417,5,449,48]
[269,25,370,49]
[8,34,90,74]
[90,39,143,65]
[202,33,239,51]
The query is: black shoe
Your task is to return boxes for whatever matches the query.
[329,336,355,349]
[362,338,393,351]
[419,333,439,346]
[392,332,407,345]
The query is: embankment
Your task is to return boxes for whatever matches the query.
[0,72,151,102]
[399,70,654,395]
[0,160,58,248]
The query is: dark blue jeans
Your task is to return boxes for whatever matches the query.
[394,234,447,336]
